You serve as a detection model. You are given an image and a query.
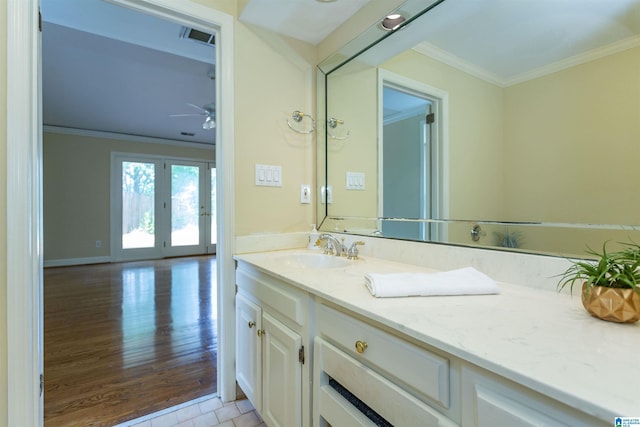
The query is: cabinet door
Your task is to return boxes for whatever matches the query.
[236,294,262,411]
[261,311,302,427]
[461,365,603,427]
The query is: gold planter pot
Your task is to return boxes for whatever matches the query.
[581,283,640,323]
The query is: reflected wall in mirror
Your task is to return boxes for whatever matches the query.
[318,0,640,257]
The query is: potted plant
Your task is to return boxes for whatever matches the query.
[557,241,640,323]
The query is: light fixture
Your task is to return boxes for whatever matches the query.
[202,115,216,130]
[380,13,406,31]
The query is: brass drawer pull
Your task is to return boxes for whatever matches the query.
[257,329,265,337]
[248,321,255,328]
[355,340,368,354]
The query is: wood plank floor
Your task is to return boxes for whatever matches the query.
[44,256,218,426]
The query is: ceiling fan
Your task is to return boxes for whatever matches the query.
[170,102,216,130]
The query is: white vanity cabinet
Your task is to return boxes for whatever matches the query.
[235,262,311,427]
[234,250,623,427]
[313,303,459,427]
[460,365,607,427]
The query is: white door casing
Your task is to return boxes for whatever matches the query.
[6,1,235,426]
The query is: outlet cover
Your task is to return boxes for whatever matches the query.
[300,184,311,204]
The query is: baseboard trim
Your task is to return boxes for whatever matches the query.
[44,256,112,268]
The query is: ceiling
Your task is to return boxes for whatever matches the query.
[42,0,640,145]
[41,0,371,146]
[239,0,370,45]
[42,0,219,145]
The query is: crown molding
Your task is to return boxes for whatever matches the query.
[413,34,640,87]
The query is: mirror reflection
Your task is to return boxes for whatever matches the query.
[319,0,640,257]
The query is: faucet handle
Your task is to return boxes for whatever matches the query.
[347,241,365,260]
[318,237,335,255]
[340,237,349,257]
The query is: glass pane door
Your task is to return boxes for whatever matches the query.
[122,161,156,249]
[170,164,200,247]
[113,156,214,260]
[165,160,209,257]
[115,156,163,262]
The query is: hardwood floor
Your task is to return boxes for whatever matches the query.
[44,256,218,426]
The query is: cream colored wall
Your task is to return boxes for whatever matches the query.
[326,66,378,218]
[504,47,640,224]
[43,132,215,261]
[503,47,640,254]
[0,0,8,423]
[233,22,316,235]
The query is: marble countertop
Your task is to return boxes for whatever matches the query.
[235,249,640,421]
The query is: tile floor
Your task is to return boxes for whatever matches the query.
[115,395,264,427]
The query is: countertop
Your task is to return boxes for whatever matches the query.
[234,249,640,421]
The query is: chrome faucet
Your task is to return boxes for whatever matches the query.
[318,233,346,256]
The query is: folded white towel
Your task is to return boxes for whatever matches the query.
[364,267,500,298]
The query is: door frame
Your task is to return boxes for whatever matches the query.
[377,69,450,241]
[6,1,236,425]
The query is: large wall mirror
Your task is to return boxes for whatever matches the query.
[317,0,640,258]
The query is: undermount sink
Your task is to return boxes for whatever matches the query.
[276,252,350,269]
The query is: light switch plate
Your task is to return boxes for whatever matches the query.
[255,164,282,187]
[346,172,365,190]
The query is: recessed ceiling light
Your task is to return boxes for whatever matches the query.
[380,13,406,31]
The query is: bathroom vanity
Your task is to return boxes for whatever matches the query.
[235,246,638,427]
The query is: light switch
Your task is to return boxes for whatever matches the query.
[255,164,282,187]
[346,172,365,190]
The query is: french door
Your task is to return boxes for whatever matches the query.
[113,154,216,261]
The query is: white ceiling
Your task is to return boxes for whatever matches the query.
[239,0,371,45]
[41,0,640,145]
[409,0,640,86]
[42,0,217,145]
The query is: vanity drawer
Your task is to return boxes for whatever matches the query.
[236,263,306,326]
[314,337,456,427]
[317,303,450,408]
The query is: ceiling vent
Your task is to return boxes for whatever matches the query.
[180,27,215,47]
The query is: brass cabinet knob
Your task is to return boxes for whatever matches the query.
[257,329,265,337]
[355,340,368,354]
[248,321,255,329]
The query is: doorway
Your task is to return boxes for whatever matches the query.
[42,1,219,423]
[6,1,236,426]
[381,85,433,240]
[378,70,449,242]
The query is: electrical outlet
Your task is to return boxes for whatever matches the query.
[96,240,102,248]
[300,184,311,204]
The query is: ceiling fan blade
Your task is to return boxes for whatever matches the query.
[186,103,207,113]
[169,113,206,117]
